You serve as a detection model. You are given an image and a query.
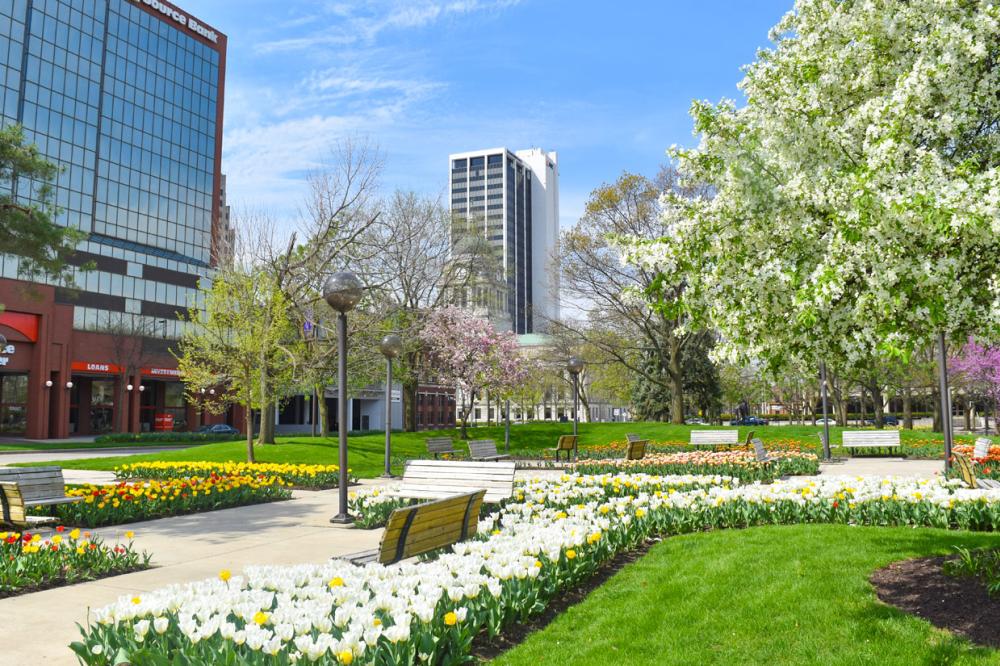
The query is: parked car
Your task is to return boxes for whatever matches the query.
[729,416,769,426]
[864,415,899,426]
[198,424,241,435]
[816,417,837,425]
[685,417,706,425]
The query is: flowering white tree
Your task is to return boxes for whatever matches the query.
[622,1,1000,441]
[419,307,528,438]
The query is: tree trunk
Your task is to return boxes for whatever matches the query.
[871,385,884,428]
[245,405,255,463]
[402,377,418,432]
[831,379,847,426]
[669,337,684,424]
[932,387,942,433]
[317,384,330,436]
[903,387,913,429]
[259,400,275,444]
[964,398,972,431]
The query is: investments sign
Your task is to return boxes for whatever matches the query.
[128,0,219,44]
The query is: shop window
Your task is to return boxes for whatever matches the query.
[0,374,28,433]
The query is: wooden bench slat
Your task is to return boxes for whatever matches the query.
[842,431,900,448]
[372,490,485,564]
[690,430,739,445]
[394,460,515,504]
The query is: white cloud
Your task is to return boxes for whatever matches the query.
[254,0,523,53]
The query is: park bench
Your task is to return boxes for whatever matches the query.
[0,467,82,529]
[841,430,900,455]
[552,435,577,462]
[388,459,516,503]
[337,490,486,566]
[626,433,642,443]
[953,452,1000,490]
[690,430,739,448]
[625,439,648,460]
[468,439,510,462]
[974,438,992,460]
[0,483,60,529]
[426,437,458,459]
[750,438,777,464]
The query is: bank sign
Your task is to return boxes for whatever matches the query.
[128,0,219,44]
[0,344,13,367]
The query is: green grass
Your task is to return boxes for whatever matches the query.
[493,524,1000,665]
[16,422,986,478]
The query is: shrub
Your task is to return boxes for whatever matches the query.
[95,432,242,444]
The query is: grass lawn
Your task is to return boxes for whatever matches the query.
[493,524,1000,665]
[17,422,986,478]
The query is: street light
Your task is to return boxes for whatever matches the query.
[566,356,585,460]
[819,362,832,461]
[379,334,403,478]
[324,271,364,524]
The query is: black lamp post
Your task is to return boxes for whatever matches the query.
[566,356,584,460]
[937,332,954,472]
[819,362,832,460]
[379,334,403,478]
[323,271,364,524]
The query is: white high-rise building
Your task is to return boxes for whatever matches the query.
[448,147,560,333]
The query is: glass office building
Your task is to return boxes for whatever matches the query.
[0,0,230,438]
[448,147,559,334]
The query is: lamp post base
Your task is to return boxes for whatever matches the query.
[329,513,354,525]
[380,473,396,479]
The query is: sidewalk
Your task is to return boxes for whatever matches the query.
[0,488,381,664]
[818,457,943,479]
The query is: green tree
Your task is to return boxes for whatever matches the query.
[0,124,83,289]
[176,268,297,463]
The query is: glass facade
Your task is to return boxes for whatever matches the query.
[450,149,533,333]
[0,0,225,339]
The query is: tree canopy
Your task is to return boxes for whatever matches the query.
[624,1,1000,371]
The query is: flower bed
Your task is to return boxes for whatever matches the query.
[115,461,351,489]
[348,473,735,529]
[573,450,819,481]
[47,475,292,528]
[72,473,1000,665]
[1,527,150,598]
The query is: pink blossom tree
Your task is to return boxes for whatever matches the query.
[950,338,1000,434]
[420,307,528,439]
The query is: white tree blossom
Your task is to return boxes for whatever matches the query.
[626,0,1000,370]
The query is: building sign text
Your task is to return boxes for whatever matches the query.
[129,0,219,44]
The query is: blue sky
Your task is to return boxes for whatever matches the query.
[187,0,792,230]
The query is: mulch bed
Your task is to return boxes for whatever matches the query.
[871,555,1000,648]
[470,538,658,661]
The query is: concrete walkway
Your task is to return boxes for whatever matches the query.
[818,457,944,479]
[0,446,195,464]
[1,488,381,664]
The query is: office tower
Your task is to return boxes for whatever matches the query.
[448,147,559,334]
[0,0,227,438]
